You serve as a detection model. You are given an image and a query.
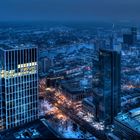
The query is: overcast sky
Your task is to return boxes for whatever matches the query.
[0,0,139,22]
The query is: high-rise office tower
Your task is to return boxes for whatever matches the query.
[123,34,134,45]
[0,44,38,131]
[131,27,137,43]
[123,27,137,46]
[93,49,121,124]
[94,39,106,51]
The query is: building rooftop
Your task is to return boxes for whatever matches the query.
[0,44,37,51]
[0,119,57,139]
[83,97,95,108]
[0,44,13,50]
[61,81,92,95]
[129,107,140,116]
[115,107,140,134]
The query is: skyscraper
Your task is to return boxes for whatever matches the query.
[123,27,137,46]
[123,34,134,45]
[131,27,137,43]
[93,49,121,124]
[0,44,38,131]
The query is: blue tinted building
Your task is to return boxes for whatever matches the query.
[0,44,38,131]
[114,107,140,140]
[93,49,121,124]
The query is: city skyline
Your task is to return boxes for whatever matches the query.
[0,1,139,139]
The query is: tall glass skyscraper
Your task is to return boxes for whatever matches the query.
[93,49,121,124]
[0,44,38,131]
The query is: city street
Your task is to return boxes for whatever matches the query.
[39,87,106,139]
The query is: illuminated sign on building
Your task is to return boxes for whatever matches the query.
[0,62,37,78]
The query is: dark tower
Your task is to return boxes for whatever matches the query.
[93,49,121,124]
[131,27,137,43]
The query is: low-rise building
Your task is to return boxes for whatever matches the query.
[114,107,140,140]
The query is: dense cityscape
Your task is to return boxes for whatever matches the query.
[0,22,139,139]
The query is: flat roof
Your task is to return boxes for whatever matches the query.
[83,97,95,108]
[115,107,140,133]
[0,44,13,50]
[129,107,140,114]
[61,82,92,94]
[0,119,57,139]
[0,44,37,51]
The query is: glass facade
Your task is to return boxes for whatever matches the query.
[0,47,38,131]
[0,49,5,130]
[97,49,121,124]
